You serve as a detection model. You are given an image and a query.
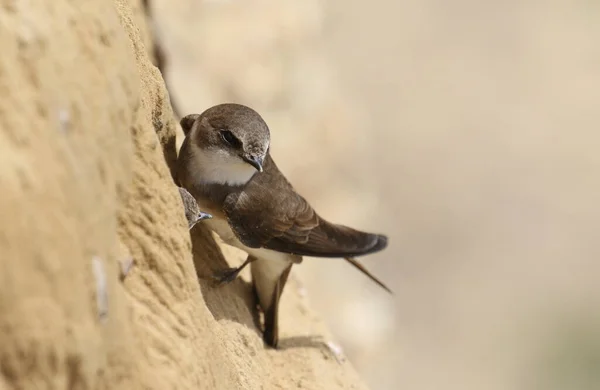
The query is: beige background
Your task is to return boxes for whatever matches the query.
[153,0,600,388]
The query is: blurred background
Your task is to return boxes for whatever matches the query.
[151,0,600,389]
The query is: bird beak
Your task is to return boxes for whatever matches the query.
[197,211,213,221]
[188,211,212,230]
[243,155,264,172]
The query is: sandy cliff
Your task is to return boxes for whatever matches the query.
[0,1,367,389]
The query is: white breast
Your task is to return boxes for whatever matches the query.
[204,218,240,245]
[203,211,301,313]
[190,147,256,186]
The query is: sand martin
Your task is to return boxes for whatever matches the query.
[177,103,390,347]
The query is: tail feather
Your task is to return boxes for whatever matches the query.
[295,227,388,258]
[344,256,392,294]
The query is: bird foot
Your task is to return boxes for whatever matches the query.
[212,267,241,285]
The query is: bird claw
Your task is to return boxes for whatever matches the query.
[212,267,241,285]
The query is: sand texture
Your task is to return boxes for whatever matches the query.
[0,1,368,389]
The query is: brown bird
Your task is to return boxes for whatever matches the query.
[178,186,212,230]
[177,103,390,348]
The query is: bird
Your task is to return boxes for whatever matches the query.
[176,103,390,347]
[178,186,212,230]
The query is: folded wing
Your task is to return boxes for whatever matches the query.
[224,155,388,258]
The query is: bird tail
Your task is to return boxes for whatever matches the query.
[344,256,393,294]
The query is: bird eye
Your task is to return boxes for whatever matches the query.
[220,130,240,147]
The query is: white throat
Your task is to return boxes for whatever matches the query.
[190,147,257,186]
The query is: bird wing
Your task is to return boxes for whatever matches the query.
[223,155,388,258]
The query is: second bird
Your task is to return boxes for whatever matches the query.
[177,103,390,347]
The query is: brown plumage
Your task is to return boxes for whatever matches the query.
[177,103,390,347]
[224,155,388,258]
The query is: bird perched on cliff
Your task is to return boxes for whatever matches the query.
[177,103,390,347]
[178,186,212,229]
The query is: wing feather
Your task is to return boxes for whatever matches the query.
[224,155,388,258]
